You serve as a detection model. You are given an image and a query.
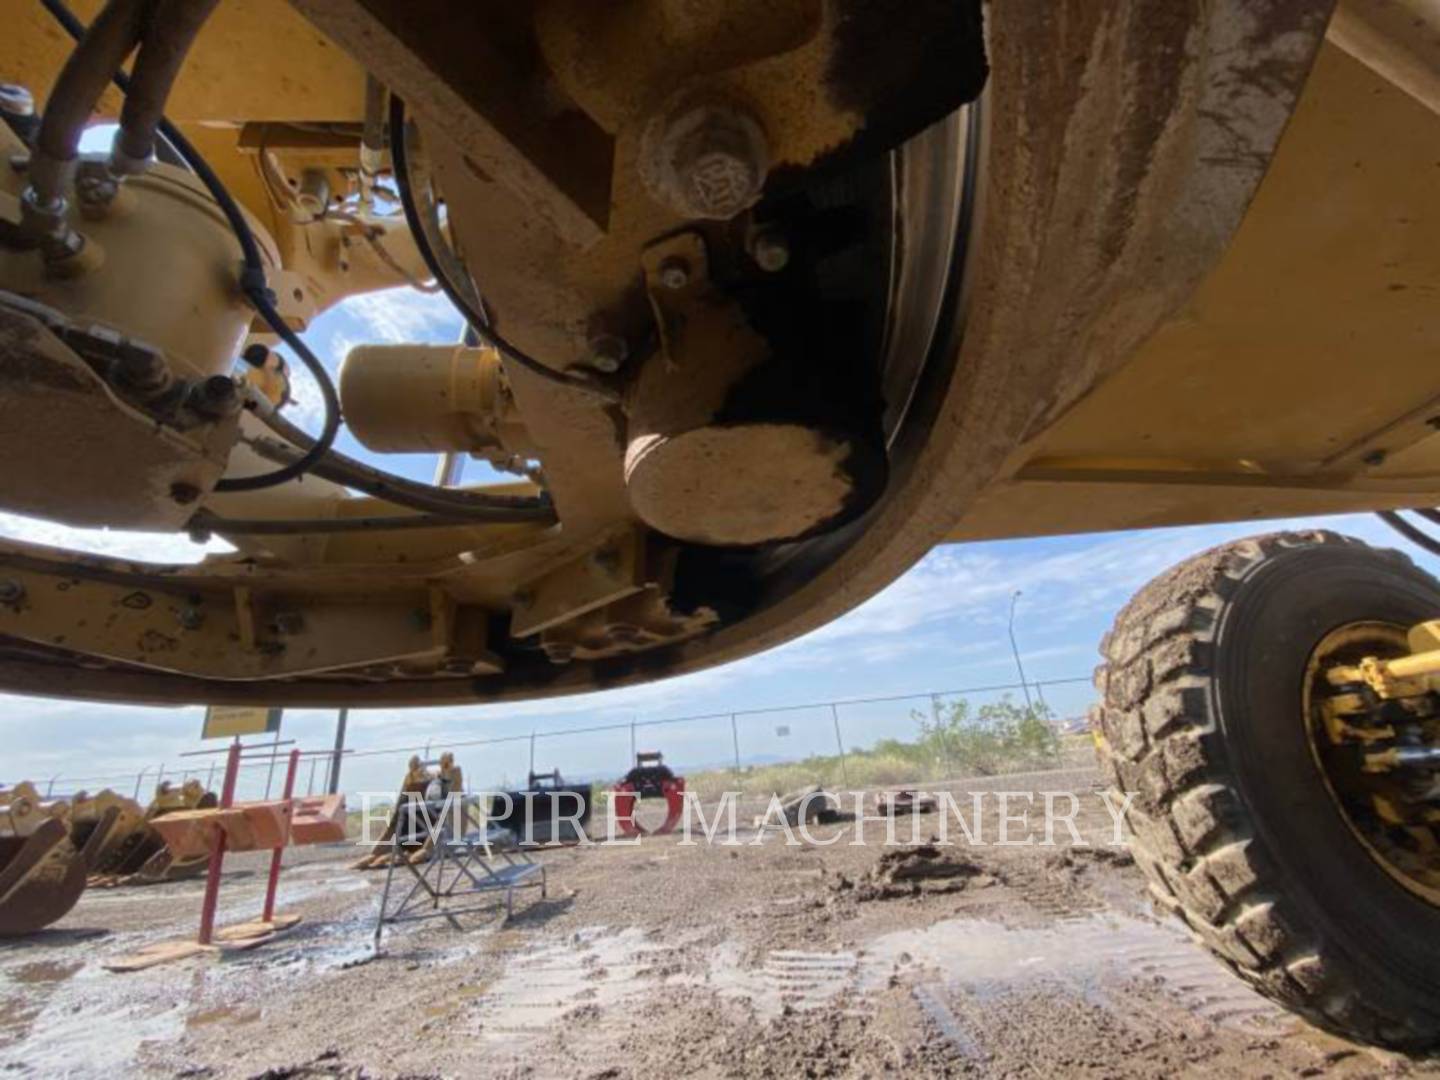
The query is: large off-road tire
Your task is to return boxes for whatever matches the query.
[1093,530,1440,1049]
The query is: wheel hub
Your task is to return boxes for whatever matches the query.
[1305,622,1440,908]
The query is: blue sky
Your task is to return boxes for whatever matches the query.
[3,284,1434,799]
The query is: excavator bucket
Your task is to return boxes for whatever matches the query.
[0,783,87,936]
[69,789,147,880]
[126,781,219,884]
[83,780,219,887]
[353,760,434,870]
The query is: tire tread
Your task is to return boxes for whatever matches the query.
[1092,530,1437,1047]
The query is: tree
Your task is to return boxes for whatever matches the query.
[913,694,1059,775]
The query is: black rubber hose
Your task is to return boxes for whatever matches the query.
[1377,510,1440,558]
[33,0,150,197]
[246,424,553,520]
[387,94,618,402]
[116,0,220,165]
[40,0,343,493]
[188,508,540,536]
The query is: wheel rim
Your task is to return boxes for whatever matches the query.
[1304,622,1440,909]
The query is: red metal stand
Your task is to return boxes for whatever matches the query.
[261,749,299,924]
[197,739,241,946]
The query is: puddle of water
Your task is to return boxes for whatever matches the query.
[863,914,1292,1036]
[0,962,185,1077]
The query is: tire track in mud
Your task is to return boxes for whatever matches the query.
[760,948,867,1016]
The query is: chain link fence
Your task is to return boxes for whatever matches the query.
[4,676,1096,806]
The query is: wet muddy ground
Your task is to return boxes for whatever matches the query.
[2,768,1437,1078]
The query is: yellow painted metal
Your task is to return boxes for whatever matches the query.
[948,43,1440,543]
[1328,620,1440,698]
[202,705,278,740]
[0,151,276,383]
[4,1,1438,702]
[1329,0,1440,117]
[1307,622,1440,906]
[7,0,365,126]
[339,343,530,454]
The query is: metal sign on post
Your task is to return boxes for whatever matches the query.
[202,706,281,740]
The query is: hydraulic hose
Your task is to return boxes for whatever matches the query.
[188,508,543,537]
[115,0,220,168]
[41,0,343,493]
[246,412,554,521]
[31,0,151,204]
[1378,510,1440,558]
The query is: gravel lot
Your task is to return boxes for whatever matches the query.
[2,769,1436,1078]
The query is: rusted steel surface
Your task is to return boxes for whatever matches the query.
[0,818,88,936]
[149,801,292,859]
[289,795,347,847]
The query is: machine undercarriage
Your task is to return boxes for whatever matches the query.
[1,0,1439,1051]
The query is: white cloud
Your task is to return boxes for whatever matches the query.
[338,287,463,346]
[0,510,230,563]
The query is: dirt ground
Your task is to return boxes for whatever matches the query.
[2,768,1437,1079]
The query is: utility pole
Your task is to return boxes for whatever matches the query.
[327,707,349,795]
[1008,590,1034,711]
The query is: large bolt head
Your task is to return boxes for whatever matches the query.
[188,375,243,418]
[642,101,769,221]
[749,228,790,273]
[112,347,172,398]
[585,334,629,374]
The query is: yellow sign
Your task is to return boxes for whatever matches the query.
[203,706,281,739]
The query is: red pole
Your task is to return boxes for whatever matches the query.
[198,739,242,946]
[262,749,300,924]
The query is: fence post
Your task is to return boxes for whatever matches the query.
[830,704,850,788]
[528,730,536,779]
[328,707,349,795]
[307,757,318,795]
[730,714,741,780]
[931,693,956,780]
[132,767,148,800]
[45,775,58,797]
[264,731,281,799]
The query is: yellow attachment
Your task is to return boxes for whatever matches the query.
[242,348,292,409]
[0,783,67,838]
[1329,621,1440,700]
[1321,692,1395,746]
[338,343,531,455]
[149,779,208,816]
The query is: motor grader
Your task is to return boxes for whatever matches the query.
[0,0,1436,1049]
